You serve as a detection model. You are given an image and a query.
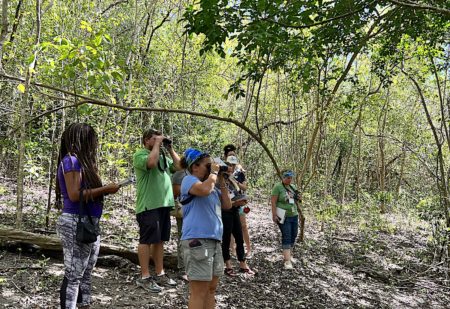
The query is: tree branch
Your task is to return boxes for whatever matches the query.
[101,0,128,16]
[386,0,450,16]
[0,73,281,175]
[261,1,377,30]
[144,9,172,56]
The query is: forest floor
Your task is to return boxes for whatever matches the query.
[1,180,450,308]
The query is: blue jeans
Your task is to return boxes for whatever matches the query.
[278,215,299,249]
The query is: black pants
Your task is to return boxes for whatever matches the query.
[222,208,245,262]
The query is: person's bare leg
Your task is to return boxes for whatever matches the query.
[152,242,164,274]
[138,244,152,277]
[230,235,236,256]
[205,276,219,309]
[240,215,251,255]
[188,280,210,309]
[239,260,249,269]
[224,259,232,269]
[282,249,291,262]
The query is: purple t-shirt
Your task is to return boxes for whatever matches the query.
[57,154,103,218]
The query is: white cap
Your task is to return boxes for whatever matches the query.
[226,155,239,165]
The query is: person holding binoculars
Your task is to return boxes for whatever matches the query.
[271,170,301,270]
[179,148,231,309]
[221,155,254,277]
[133,128,181,292]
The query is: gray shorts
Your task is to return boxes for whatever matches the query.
[182,239,224,281]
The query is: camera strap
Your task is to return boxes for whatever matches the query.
[158,153,169,173]
[283,184,295,195]
[180,194,195,205]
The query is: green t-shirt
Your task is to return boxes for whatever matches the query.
[271,182,299,217]
[133,148,175,214]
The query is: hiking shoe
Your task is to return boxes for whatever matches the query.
[136,277,162,293]
[155,274,177,287]
[284,261,294,270]
[290,257,298,264]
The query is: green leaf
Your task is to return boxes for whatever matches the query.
[17,84,26,93]
[80,20,93,33]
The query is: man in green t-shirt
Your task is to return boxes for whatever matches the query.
[133,128,181,292]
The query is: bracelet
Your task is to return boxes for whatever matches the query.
[211,171,218,175]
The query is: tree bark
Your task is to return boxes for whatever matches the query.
[377,96,388,213]
[0,0,9,72]
[16,0,42,228]
[404,69,450,261]
[0,225,178,268]
[45,116,57,229]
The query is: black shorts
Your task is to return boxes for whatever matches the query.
[136,207,171,244]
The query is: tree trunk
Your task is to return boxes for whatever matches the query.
[45,116,58,229]
[395,145,406,199]
[377,97,388,213]
[0,225,178,267]
[15,0,42,228]
[0,0,9,72]
[404,69,450,261]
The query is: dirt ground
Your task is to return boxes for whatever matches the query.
[1,181,450,308]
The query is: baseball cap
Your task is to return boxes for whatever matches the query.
[226,155,239,165]
[282,170,294,178]
[184,148,209,167]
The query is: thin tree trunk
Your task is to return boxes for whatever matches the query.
[0,0,9,72]
[395,145,406,199]
[340,107,362,203]
[404,69,450,261]
[45,115,57,229]
[356,108,362,203]
[377,94,388,214]
[16,0,41,228]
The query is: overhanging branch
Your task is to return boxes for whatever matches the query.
[0,72,282,175]
[386,0,450,16]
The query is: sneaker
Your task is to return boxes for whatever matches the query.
[136,277,162,293]
[284,261,294,270]
[290,257,298,264]
[155,274,177,287]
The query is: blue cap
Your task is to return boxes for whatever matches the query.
[282,170,294,178]
[184,148,208,167]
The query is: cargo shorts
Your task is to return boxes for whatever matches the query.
[181,238,224,281]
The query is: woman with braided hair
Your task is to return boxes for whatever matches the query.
[56,123,120,309]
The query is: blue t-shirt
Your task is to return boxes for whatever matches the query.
[180,175,223,241]
[57,154,103,218]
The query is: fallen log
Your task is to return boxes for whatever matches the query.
[0,225,178,268]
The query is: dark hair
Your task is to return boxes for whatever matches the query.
[55,123,103,207]
[142,128,162,144]
[180,157,189,169]
[223,144,236,157]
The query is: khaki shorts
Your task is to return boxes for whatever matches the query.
[182,239,224,281]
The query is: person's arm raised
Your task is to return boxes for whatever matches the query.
[168,147,182,171]
[146,136,164,169]
[188,163,220,197]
